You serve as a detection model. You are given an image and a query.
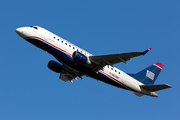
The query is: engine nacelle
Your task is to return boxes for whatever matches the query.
[72,51,91,64]
[47,60,63,73]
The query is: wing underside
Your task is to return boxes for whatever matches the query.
[59,64,83,83]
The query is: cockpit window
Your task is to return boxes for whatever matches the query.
[33,26,38,29]
[29,26,38,30]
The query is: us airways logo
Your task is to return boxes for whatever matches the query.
[146,70,155,80]
[109,72,119,79]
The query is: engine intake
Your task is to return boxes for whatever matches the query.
[72,51,91,64]
[47,60,63,73]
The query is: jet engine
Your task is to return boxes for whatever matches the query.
[47,60,63,73]
[72,51,91,64]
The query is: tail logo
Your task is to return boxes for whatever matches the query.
[146,70,155,80]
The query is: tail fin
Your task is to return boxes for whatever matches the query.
[128,62,164,85]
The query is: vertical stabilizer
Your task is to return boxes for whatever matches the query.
[129,62,164,85]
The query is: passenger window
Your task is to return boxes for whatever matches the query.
[111,68,113,70]
[57,39,59,41]
[119,72,120,74]
[61,41,63,43]
[69,45,71,47]
[115,70,117,72]
[73,47,75,49]
[65,43,67,45]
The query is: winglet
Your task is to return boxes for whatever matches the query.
[141,47,152,55]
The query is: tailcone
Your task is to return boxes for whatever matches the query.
[151,92,158,97]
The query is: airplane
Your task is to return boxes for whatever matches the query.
[15,26,171,97]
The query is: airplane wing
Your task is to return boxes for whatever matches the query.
[59,64,84,83]
[89,48,152,72]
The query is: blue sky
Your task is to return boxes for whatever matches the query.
[0,0,179,120]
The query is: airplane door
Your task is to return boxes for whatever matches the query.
[49,33,55,42]
[44,30,50,41]
[121,73,126,83]
[44,31,55,42]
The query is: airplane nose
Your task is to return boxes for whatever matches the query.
[15,27,24,34]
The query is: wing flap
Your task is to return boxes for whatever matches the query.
[60,72,76,83]
[59,64,84,83]
[140,84,172,92]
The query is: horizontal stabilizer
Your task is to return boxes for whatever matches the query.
[140,84,172,92]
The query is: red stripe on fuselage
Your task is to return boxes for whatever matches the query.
[99,70,135,91]
[25,36,72,56]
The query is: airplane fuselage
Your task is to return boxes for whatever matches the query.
[16,26,167,97]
